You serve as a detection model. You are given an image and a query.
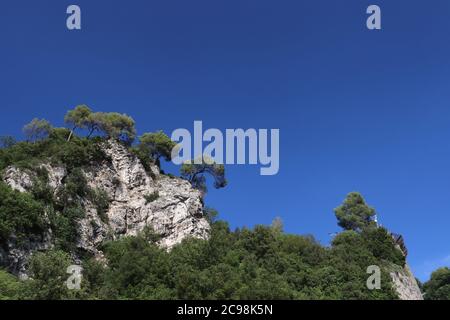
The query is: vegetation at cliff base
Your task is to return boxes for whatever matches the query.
[0,218,404,300]
[0,188,406,300]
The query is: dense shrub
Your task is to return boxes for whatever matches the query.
[0,270,24,299]
[88,188,110,222]
[423,267,450,300]
[48,206,85,251]
[0,131,108,173]
[61,221,399,300]
[21,250,90,300]
[0,182,46,241]
[0,218,408,300]
[361,227,406,267]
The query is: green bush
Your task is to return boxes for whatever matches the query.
[361,227,406,267]
[48,206,85,251]
[0,132,108,173]
[0,216,405,300]
[0,269,24,300]
[82,220,400,300]
[88,188,110,223]
[22,250,88,300]
[423,267,450,300]
[0,182,46,241]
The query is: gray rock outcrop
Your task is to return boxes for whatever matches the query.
[390,263,424,300]
[1,140,210,277]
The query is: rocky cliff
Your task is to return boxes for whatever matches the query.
[1,140,210,277]
[390,263,423,300]
[385,234,423,300]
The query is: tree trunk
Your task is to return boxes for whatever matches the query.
[67,129,74,142]
[87,127,95,138]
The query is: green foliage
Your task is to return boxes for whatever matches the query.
[80,258,108,298]
[93,112,136,145]
[0,269,24,300]
[0,132,107,173]
[88,188,110,223]
[57,168,89,205]
[64,105,93,141]
[0,182,46,241]
[30,167,53,204]
[64,105,136,145]
[335,192,377,232]
[23,118,53,142]
[139,131,176,166]
[48,206,85,251]
[0,218,405,300]
[50,169,91,251]
[100,235,171,299]
[423,267,450,300]
[50,137,108,170]
[65,105,92,129]
[181,157,227,192]
[25,250,72,299]
[144,191,159,204]
[328,235,385,298]
[70,219,400,300]
[361,227,405,267]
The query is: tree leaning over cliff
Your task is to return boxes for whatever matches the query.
[64,105,93,142]
[181,157,227,193]
[138,131,176,167]
[95,112,136,145]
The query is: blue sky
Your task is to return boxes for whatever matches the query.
[1,0,449,281]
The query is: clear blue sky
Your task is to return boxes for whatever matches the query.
[1,0,449,281]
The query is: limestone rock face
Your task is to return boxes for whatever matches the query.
[80,140,210,252]
[3,167,34,193]
[390,263,424,300]
[1,140,210,276]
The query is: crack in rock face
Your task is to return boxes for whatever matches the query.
[1,140,210,277]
